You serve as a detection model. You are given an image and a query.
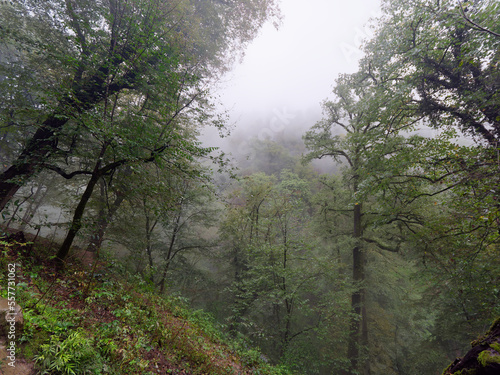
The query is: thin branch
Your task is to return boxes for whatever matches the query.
[363,237,399,252]
[45,165,93,179]
[459,2,500,38]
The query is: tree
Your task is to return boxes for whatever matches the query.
[357,0,500,234]
[218,171,341,371]
[303,71,434,374]
[154,177,220,294]
[99,160,219,295]
[362,0,500,145]
[356,0,500,357]
[84,168,131,254]
[0,0,281,267]
[0,0,280,212]
[53,96,217,264]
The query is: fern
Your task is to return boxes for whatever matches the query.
[34,329,105,375]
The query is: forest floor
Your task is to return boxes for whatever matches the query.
[0,337,34,375]
[0,229,288,375]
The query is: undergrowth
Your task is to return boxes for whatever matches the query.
[0,234,291,375]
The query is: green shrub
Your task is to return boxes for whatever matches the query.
[34,329,106,375]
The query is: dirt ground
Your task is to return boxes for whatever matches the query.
[0,337,34,375]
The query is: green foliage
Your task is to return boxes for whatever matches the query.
[217,170,352,373]
[23,304,77,336]
[0,239,289,375]
[3,1,500,374]
[34,330,105,375]
[365,0,500,144]
[298,1,500,373]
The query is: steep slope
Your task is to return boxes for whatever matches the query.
[0,230,289,375]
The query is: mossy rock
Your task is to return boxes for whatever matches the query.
[444,318,500,375]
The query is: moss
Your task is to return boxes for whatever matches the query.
[441,362,477,375]
[477,347,500,367]
[452,369,477,375]
[442,362,454,375]
[453,369,477,375]
[490,342,500,353]
[489,318,500,332]
[471,317,500,347]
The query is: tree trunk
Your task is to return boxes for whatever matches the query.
[0,117,64,212]
[85,181,126,254]
[56,172,101,266]
[280,298,292,359]
[0,56,130,213]
[346,202,369,375]
[158,205,183,294]
[56,144,108,266]
[144,212,158,269]
[86,166,132,253]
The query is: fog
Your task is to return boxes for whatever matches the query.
[202,0,382,162]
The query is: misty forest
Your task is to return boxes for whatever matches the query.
[0,0,499,374]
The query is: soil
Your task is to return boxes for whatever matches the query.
[0,228,99,375]
[0,337,35,375]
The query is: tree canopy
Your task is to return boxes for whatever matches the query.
[0,0,280,211]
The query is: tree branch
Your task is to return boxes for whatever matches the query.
[363,237,400,252]
[45,165,93,179]
[459,2,500,38]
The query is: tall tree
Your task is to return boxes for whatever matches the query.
[311,1,500,370]
[0,0,280,212]
[53,91,216,264]
[358,0,500,233]
[303,72,429,374]
[361,0,500,332]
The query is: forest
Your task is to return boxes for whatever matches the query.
[0,0,499,374]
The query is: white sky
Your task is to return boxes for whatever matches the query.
[217,0,382,117]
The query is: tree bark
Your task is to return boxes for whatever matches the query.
[85,180,126,254]
[55,144,108,266]
[55,170,101,266]
[346,202,369,375]
[444,318,500,375]
[0,116,64,212]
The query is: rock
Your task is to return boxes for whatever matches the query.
[0,297,23,338]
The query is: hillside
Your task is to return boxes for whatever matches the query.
[0,230,290,375]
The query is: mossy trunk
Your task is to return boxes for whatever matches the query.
[444,318,500,375]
